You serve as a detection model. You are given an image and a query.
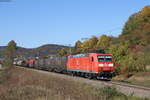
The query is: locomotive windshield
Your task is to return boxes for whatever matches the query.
[105,56,112,61]
[98,55,112,62]
[97,56,105,61]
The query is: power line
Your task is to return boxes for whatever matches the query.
[95,26,122,37]
[80,26,123,41]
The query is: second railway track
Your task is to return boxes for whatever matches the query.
[110,81,150,91]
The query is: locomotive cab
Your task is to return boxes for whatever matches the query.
[97,55,114,71]
[96,54,115,79]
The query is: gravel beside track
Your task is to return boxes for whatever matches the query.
[17,66,150,98]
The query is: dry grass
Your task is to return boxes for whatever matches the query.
[0,67,149,100]
[127,72,150,87]
[113,71,150,87]
[0,67,106,100]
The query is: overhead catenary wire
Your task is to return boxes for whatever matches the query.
[81,26,123,41]
[95,26,123,37]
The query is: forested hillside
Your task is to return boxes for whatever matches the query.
[60,6,150,73]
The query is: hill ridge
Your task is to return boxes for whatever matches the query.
[0,44,68,57]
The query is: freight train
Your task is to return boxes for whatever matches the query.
[14,52,115,80]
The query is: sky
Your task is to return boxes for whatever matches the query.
[0,0,149,48]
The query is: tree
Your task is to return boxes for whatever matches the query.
[140,6,150,19]
[120,6,150,45]
[58,48,68,57]
[88,36,98,49]
[79,36,98,53]
[3,40,17,68]
[108,40,130,62]
[80,40,90,52]
[75,40,82,49]
[96,35,112,49]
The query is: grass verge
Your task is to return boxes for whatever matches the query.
[0,67,149,100]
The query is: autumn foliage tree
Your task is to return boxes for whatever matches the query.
[140,6,150,21]
[3,40,17,68]
[80,36,98,52]
[96,35,112,50]
[58,48,70,57]
[75,40,82,49]
[88,36,98,49]
[121,6,150,46]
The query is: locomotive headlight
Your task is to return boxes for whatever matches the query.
[99,64,104,67]
[108,64,113,67]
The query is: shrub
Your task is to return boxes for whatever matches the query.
[120,52,150,73]
[101,86,127,100]
[108,41,130,63]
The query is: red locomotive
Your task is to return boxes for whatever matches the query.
[67,53,115,79]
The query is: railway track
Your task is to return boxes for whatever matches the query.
[110,81,150,91]
[16,66,150,98]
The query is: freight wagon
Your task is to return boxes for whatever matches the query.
[34,57,67,73]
